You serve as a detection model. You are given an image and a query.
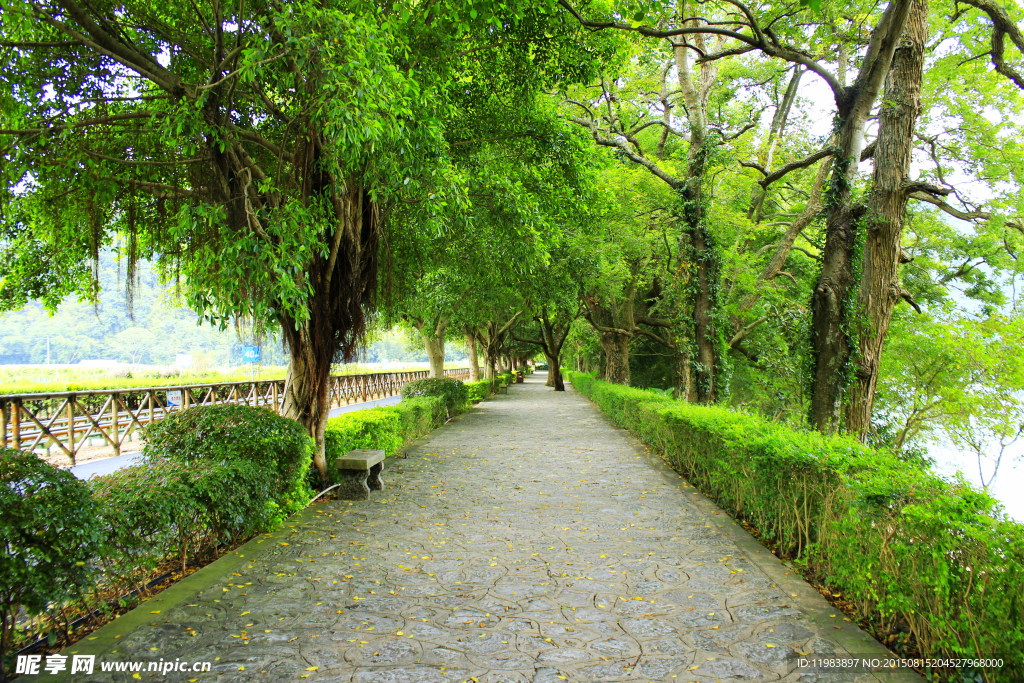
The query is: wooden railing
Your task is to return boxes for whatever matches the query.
[0,367,471,465]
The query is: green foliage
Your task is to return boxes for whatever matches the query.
[401,377,469,414]
[324,396,448,481]
[569,372,1024,678]
[144,404,314,519]
[89,457,274,583]
[0,449,105,664]
[465,379,493,402]
[90,405,314,587]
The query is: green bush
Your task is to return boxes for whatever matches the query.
[494,371,514,388]
[324,396,447,481]
[465,379,492,402]
[401,377,469,414]
[144,404,314,519]
[90,455,279,580]
[567,372,1024,680]
[0,449,105,673]
[90,405,314,584]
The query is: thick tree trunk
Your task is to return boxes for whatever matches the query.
[808,0,915,431]
[808,203,862,430]
[280,180,379,482]
[675,39,719,404]
[549,356,565,391]
[545,352,556,386]
[846,0,928,437]
[466,332,480,381]
[423,331,445,378]
[689,219,718,403]
[599,332,631,385]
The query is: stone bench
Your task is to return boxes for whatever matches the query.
[333,449,385,500]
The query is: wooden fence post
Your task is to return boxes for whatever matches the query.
[11,401,20,450]
[67,399,76,463]
[110,395,119,457]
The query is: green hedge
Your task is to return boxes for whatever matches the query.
[465,379,492,402]
[90,405,314,583]
[567,372,1024,680]
[400,376,469,414]
[324,396,448,481]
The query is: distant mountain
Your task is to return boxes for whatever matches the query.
[0,255,286,367]
[0,255,464,367]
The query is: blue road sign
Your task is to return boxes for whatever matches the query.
[242,346,261,363]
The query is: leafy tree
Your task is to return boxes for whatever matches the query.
[0,0,603,478]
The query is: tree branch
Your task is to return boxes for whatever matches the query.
[957,0,1024,90]
[746,147,835,189]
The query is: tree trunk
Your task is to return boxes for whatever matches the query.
[808,0,915,432]
[423,331,445,378]
[689,219,718,403]
[281,325,336,483]
[466,332,480,381]
[545,352,556,387]
[549,356,565,391]
[280,181,379,482]
[675,39,719,404]
[846,0,928,437]
[599,331,631,385]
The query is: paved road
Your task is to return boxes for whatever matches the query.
[68,397,403,480]
[70,372,909,682]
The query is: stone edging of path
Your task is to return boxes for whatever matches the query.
[568,380,923,683]
[53,504,322,672]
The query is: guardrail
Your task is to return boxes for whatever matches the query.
[0,368,471,464]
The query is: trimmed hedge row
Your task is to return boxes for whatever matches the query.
[401,376,468,414]
[465,379,493,402]
[567,372,1024,679]
[324,396,449,480]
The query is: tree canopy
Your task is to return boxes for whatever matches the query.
[3,0,1023,487]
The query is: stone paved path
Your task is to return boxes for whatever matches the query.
[75,373,908,683]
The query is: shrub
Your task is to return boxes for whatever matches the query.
[465,379,492,402]
[144,404,314,518]
[567,372,1024,680]
[324,396,448,482]
[89,405,314,584]
[401,377,469,414]
[494,371,514,388]
[90,455,276,579]
[0,450,105,675]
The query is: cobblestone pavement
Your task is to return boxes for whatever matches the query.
[73,373,902,683]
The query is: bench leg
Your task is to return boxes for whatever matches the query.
[336,470,371,500]
[368,462,384,491]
